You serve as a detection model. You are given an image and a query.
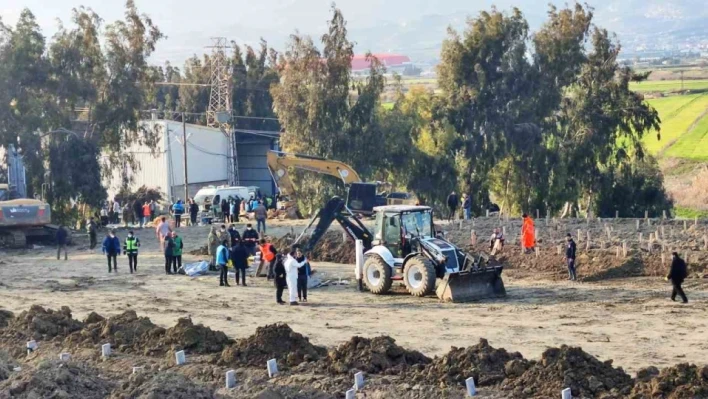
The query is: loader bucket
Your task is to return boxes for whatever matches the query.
[436,266,506,303]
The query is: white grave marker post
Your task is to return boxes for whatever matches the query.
[175,350,186,365]
[354,372,365,390]
[101,343,111,357]
[132,367,144,374]
[267,359,278,377]
[26,340,37,355]
[225,370,236,389]
[59,353,71,361]
[466,377,477,396]
[345,389,355,399]
[562,388,572,399]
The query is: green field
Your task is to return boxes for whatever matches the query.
[664,109,708,160]
[630,79,708,93]
[644,93,708,154]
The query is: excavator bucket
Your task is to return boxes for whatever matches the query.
[436,266,506,303]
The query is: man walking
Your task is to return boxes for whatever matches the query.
[667,252,688,303]
[155,216,171,252]
[565,233,577,281]
[87,217,98,250]
[254,200,268,234]
[217,240,230,286]
[172,200,185,228]
[164,232,175,275]
[462,194,472,220]
[446,191,459,222]
[230,237,249,286]
[171,231,184,273]
[56,225,68,260]
[123,231,140,273]
[102,230,121,273]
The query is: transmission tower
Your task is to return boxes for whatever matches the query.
[206,37,239,185]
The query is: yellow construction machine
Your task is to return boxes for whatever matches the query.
[0,184,65,248]
[266,151,416,217]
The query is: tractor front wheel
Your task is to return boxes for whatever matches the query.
[403,255,436,297]
[363,255,392,295]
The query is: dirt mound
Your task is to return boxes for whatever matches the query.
[501,345,633,398]
[0,351,18,382]
[630,363,708,399]
[109,371,214,399]
[220,323,325,368]
[271,231,355,264]
[2,305,83,341]
[413,338,526,387]
[64,310,166,355]
[189,245,209,256]
[0,360,113,399]
[324,335,431,375]
[161,317,232,354]
[0,310,13,329]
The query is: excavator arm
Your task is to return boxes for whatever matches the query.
[267,151,362,198]
[296,197,373,253]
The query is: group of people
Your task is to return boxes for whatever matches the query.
[219,196,270,234]
[445,191,475,221]
[99,229,143,274]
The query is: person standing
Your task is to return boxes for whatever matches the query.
[102,230,121,273]
[254,201,268,234]
[297,254,310,303]
[164,232,175,275]
[172,200,185,228]
[208,226,220,270]
[142,201,151,228]
[122,203,131,228]
[522,214,536,254]
[229,200,236,224]
[462,194,472,220]
[216,240,230,286]
[230,237,249,286]
[56,225,68,260]
[87,217,98,250]
[227,225,241,246]
[667,252,688,303]
[259,238,277,280]
[123,231,140,274]
[132,200,143,228]
[149,200,157,221]
[111,200,121,224]
[489,228,505,256]
[221,199,230,223]
[284,245,307,305]
[565,233,577,281]
[233,196,241,222]
[274,254,287,304]
[189,199,199,226]
[242,224,259,256]
[171,231,184,273]
[446,191,459,222]
[155,216,171,252]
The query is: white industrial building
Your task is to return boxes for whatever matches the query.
[105,120,278,202]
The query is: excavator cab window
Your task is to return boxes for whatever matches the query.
[383,213,402,257]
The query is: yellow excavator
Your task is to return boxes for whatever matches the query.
[0,183,65,248]
[266,151,416,217]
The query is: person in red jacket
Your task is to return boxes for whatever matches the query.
[259,238,278,280]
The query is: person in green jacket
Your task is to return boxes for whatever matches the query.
[123,231,141,274]
[171,231,184,273]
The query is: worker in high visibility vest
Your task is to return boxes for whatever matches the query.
[123,231,140,274]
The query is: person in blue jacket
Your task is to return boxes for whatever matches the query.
[102,229,121,273]
[216,240,231,287]
[172,199,185,228]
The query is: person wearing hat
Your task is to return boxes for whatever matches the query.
[123,230,141,273]
[667,252,688,303]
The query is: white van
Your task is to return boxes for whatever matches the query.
[211,186,261,210]
[194,186,218,210]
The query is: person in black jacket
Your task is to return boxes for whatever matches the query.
[446,191,459,222]
[565,234,577,281]
[164,233,175,275]
[189,199,199,226]
[132,200,143,228]
[273,254,287,304]
[242,224,259,256]
[56,225,68,260]
[230,237,250,286]
[667,252,688,303]
[228,225,241,246]
[297,253,310,302]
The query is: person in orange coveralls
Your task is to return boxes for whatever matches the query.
[521,213,535,254]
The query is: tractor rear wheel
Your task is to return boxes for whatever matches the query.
[403,255,436,297]
[363,255,392,295]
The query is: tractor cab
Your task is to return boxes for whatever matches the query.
[372,205,434,258]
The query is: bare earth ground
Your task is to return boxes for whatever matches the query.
[1,218,708,397]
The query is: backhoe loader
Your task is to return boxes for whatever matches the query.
[296,195,506,302]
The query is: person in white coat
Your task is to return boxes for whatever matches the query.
[284,244,307,306]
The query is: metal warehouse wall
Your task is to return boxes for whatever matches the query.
[236,133,277,196]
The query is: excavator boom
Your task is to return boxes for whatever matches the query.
[296,197,372,252]
[267,151,362,198]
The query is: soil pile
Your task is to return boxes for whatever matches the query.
[189,245,209,256]
[160,317,231,354]
[501,345,633,398]
[324,335,431,375]
[272,231,356,264]
[630,363,708,399]
[0,360,113,399]
[64,310,166,355]
[109,371,214,399]
[2,305,83,341]
[220,323,325,368]
[414,338,526,387]
[0,310,13,329]
[0,351,17,382]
